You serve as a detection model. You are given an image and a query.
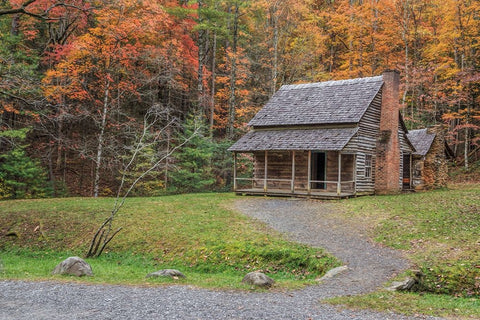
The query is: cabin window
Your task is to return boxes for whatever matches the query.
[365,155,372,178]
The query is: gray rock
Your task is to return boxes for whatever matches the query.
[386,270,424,292]
[386,277,416,291]
[242,272,275,288]
[146,269,185,279]
[316,265,349,282]
[51,257,93,277]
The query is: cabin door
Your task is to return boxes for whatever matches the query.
[311,152,326,189]
[402,154,412,190]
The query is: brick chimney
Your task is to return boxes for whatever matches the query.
[375,70,401,194]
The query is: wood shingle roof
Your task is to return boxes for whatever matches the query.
[248,76,384,127]
[228,127,358,152]
[407,129,436,156]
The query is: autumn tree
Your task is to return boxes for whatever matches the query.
[42,0,199,196]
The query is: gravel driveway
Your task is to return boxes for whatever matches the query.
[0,198,443,320]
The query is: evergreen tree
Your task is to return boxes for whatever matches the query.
[169,115,215,192]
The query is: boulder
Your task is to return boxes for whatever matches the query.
[316,265,348,282]
[387,277,417,291]
[146,269,186,279]
[386,270,424,292]
[52,257,93,277]
[242,272,275,288]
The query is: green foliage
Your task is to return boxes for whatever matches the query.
[421,262,480,297]
[120,143,165,197]
[0,128,29,140]
[0,147,50,199]
[0,32,40,98]
[210,139,234,190]
[169,116,215,192]
[184,240,335,277]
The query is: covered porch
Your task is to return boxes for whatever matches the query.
[233,150,356,199]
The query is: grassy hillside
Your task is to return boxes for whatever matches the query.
[0,193,338,289]
[329,183,480,318]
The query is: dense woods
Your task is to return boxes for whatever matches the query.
[0,0,479,198]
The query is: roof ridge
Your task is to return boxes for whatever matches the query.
[281,75,383,91]
[408,128,429,133]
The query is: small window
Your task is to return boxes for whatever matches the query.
[365,154,372,178]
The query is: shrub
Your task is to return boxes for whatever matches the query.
[421,262,480,297]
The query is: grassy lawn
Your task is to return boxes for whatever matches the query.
[0,193,338,289]
[327,183,480,319]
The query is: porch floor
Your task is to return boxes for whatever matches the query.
[234,188,355,199]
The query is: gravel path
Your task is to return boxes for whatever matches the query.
[0,198,443,320]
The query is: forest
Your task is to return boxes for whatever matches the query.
[0,0,479,199]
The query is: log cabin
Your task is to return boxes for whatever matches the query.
[228,70,417,199]
[407,127,453,190]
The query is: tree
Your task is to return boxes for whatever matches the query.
[169,114,215,192]
[86,106,200,258]
[0,128,50,199]
[42,0,199,196]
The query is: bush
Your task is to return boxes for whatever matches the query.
[421,262,480,297]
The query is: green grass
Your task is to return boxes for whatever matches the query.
[0,193,339,289]
[328,291,480,319]
[327,183,480,318]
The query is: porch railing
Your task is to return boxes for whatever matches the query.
[234,177,355,195]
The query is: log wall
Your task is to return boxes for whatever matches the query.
[253,151,354,192]
[344,90,382,193]
[253,151,310,189]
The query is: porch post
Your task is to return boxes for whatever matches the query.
[353,154,357,194]
[264,150,268,192]
[233,152,237,191]
[410,153,413,189]
[291,150,296,193]
[307,150,312,194]
[337,152,342,195]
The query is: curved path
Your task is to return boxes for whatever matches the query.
[0,198,442,320]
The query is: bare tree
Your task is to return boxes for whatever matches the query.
[86,107,201,258]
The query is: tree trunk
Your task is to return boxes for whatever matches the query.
[93,77,110,198]
[197,0,206,114]
[209,30,217,139]
[227,3,239,139]
[271,2,279,96]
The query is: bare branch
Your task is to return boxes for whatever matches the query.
[0,90,35,106]
[86,111,201,258]
[0,0,92,21]
[96,227,122,257]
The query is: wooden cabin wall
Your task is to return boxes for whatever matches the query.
[294,151,309,189]
[344,91,381,154]
[253,151,310,189]
[326,152,338,192]
[355,153,376,193]
[323,152,354,192]
[252,151,354,192]
[341,154,355,192]
[344,90,382,194]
